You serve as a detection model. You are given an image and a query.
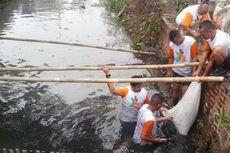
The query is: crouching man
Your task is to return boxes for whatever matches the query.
[133,93,172,146]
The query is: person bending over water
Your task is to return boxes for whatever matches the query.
[133,93,172,146]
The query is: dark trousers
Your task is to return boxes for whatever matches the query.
[120,121,137,139]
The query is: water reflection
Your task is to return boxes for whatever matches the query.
[18,0,34,16]
[0,86,120,152]
[0,75,189,152]
[0,0,147,104]
[0,0,188,152]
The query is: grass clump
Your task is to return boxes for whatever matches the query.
[107,0,131,14]
[122,14,161,50]
[215,108,230,128]
[106,0,162,51]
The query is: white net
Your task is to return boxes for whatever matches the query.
[164,82,201,135]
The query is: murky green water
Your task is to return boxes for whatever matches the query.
[0,0,190,152]
[0,0,154,152]
[0,0,151,104]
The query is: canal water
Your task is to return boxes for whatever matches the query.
[0,0,190,152]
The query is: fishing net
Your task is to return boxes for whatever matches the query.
[164,82,201,135]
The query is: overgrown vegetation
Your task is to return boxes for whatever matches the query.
[189,114,219,153]
[196,119,204,129]
[215,108,230,128]
[107,0,162,51]
[107,0,131,13]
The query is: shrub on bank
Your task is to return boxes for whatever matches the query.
[107,0,131,14]
[107,0,162,51]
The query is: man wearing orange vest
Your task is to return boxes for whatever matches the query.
[167,30,198,104]
[176,4,209,38]
[133,93,172,146]
[102,67,150,137]
[193,20,230,76]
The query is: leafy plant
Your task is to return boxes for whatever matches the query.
[107,0,131,14]
[107,0,161,51]
[196,119,204,129]
[215,108,230,128]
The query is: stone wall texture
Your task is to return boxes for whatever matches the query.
[201,82,230,152]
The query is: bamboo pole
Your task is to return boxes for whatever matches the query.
[0,62,201,72]
[0,76,224,83]
[0,37,156,55]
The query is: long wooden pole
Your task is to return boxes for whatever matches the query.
[0,76,224,83]
[0,36,156,55]
[0,62,201,71]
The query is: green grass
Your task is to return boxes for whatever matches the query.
[196,119,204,129]
[215,108,230,128]
[107,0,161,51]
[122,15,161,50]
[107,0,131,14]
